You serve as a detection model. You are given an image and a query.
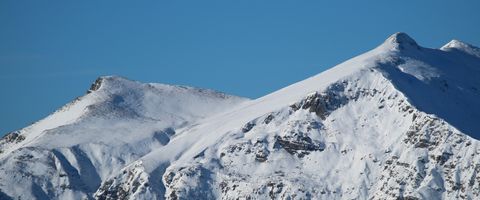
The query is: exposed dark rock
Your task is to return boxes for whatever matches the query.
[168,191,178,200]
[88,77,104,94]
[289,103,300,112]
[95,166,146,200]
[267,182,284,199]
[414,139,430,148]
[255,149,269,162]
[293,82,351,120]
[242,122,256,133]
[219,181,228,193]
[1,131,25,144]
[274,135,324,157]
[431,152,453,165]
[263,114,274,124]
[164,171,175,187]
[396,162,410,168]
[401,195,420,200]
[163,165,215,199]
[403,115,452,151]
[301,93,329,119]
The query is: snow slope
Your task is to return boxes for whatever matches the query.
[1,33,480,200]
[0,76,248,199]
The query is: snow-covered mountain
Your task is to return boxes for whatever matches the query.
[1,32,480,200]
[0,77,248,199]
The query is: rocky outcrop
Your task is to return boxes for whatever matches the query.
[87,77,104,93]
[290,82,349,120]
[274,135,324,158]
[1,131,25,144]
[95,161,151,200]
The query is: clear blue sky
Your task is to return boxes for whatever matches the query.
[1,0,479,135]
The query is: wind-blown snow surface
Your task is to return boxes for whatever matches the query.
[1,33,480,200]
[0,77,248,199]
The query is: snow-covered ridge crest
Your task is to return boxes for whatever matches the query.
[0,75,249,199]
[382,32,420,51]
[441,39,480,58]
[1,32,480,200]
[1,75,248,151]
[96,33,480,199]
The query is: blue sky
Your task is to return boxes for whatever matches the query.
[1,0,479,135]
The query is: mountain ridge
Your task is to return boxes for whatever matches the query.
[1,32,480,200]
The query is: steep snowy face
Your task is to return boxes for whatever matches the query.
[94,33,480,200]
[160,74,479,200]
[0,76,248,199]
[375,37,480,137]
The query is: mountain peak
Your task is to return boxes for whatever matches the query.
[441,39,480,57]
[87,77,105,93]
[442,39,468,48]
[382,32,419,51]
[86,75,136,94]
[386,32,417,45]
